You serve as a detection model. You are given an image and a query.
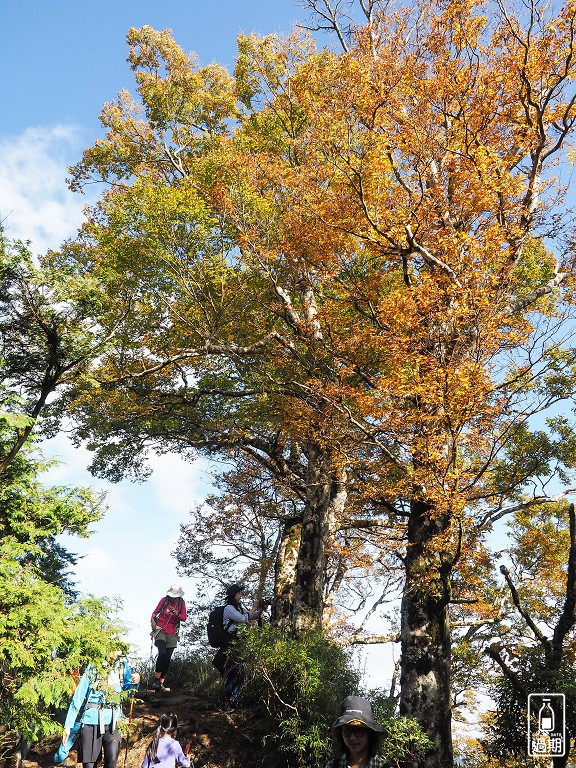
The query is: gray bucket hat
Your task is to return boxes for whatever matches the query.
[331,696,385,733]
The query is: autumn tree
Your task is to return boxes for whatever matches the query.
[175,455,403,642]
[58,25,395,638]
[225,6,576,765]
[52,1,576,764]
[479,503,576,767]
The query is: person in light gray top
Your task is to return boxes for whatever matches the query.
[222,583,262,635]
[220,583,264,711]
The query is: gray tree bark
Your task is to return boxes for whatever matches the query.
[400,499,454,768]
[292,444,347,632]
[271,516,301,625]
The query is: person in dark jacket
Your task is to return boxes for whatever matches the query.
[327,696,388,768]
[150,584,187,691]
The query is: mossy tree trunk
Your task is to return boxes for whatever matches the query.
[271,516,301,625]
[400,499,454,768]
[292,444,347,632]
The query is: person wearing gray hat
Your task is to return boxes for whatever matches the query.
[327,696,388,768]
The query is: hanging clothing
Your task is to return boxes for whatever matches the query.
[63,659,134,732]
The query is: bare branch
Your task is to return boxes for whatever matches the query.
[508,262,572,314]
[297,0,352,53]
[405,226,463,288]
[484,644,528,700]
[499,564,551,648]
[478,491,576,528]
[341,631,400,647]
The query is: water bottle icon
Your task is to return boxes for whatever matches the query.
[539,699,555,732]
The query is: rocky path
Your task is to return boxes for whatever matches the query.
[21,689,260,768]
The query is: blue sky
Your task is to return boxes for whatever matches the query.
[0,0,299,649]
[0,1,305,253]
[1,0,395,689]
[3,1,301,135]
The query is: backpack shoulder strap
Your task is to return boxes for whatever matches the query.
[154,596,170,622]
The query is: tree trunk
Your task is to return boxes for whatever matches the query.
[292,444,346,632]
[271,516,301,626]
[400,499,453,768]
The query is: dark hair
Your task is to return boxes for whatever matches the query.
[335,726,381,759]
[144,712,179,764]
[226,592,242,609]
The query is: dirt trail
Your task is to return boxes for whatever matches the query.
[21,689,261,768]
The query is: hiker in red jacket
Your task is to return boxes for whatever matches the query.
[150,585,187,691]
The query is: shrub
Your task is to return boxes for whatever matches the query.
[133,646,222,700]
[238,625,360,768]
[367,690,435,767]
[165,647,222,699]
[238,626,434,768]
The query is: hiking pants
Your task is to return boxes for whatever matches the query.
[154,637,176,677]
[79,723,120,768]
[224,658,244,704]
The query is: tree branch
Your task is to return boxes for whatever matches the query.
[499,564,551,649]
[484,645,528,700]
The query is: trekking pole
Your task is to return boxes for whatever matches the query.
[123,691,136,768]
[147,632,156,689]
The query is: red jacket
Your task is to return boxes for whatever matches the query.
[151,596,187,635]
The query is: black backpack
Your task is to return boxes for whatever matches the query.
[207,605,232,648]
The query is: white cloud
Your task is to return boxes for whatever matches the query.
[44,432,211,658]
[0,125,92,253]
[74,547,117,581]
[147,453,215,517]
